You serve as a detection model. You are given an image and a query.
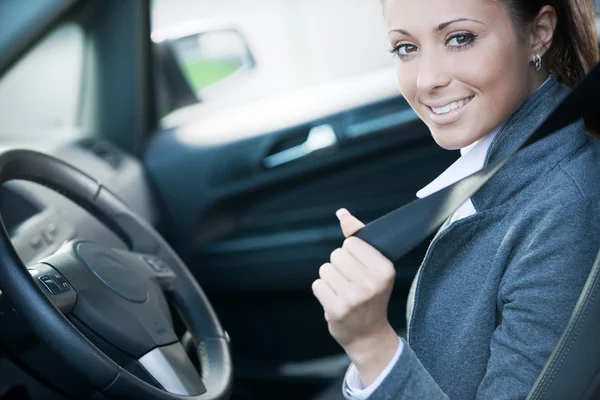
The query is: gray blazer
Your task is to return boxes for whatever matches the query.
[364,76,600,399]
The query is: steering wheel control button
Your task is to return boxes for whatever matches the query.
[143,256,170,273]
[38,275,62,294]
[50,272,71,292]
[27,264,77,313]
[42,223,58,244]
[47,222,57,234]
[29,235,44,251]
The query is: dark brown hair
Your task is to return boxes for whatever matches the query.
[503,0,598,88]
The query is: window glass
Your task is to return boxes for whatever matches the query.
[0,23,84,138]
[171,30,249,92]
[151,0,394,108]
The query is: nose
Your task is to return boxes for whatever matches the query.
[416,51,451,93]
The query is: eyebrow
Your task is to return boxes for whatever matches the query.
[388,18,485,36]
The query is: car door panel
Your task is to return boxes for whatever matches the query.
[145,92,458,380]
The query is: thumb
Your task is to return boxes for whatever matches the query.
[336,208,365,238]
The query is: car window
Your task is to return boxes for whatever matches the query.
[152,0,600,120]
[0,23,84,139]
[151,0,395,113]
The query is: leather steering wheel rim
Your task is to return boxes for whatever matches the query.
[0,149,233,400]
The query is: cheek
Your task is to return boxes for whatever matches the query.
[469,38,530,117]
[481,41,523,85]
[395,62,421,113]
[450,39,514,93]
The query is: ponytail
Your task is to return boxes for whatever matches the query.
[545,0,598,87]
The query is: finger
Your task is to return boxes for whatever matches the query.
[319,262,352,295]
[343,237,395,277]
[330,248,376,285]
[336,208,365,238]
[312,279,341,313]
[312,278,352,322]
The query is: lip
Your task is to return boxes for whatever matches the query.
[425,96,474,125]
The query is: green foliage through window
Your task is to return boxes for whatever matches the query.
[181,60,242,91]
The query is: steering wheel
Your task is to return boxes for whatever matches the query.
[0,150,233,400]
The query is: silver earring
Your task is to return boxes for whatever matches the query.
[533,54,542,71]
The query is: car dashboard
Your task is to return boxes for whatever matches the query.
[0,137,160,268]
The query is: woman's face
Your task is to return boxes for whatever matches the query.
[385,0,540,149]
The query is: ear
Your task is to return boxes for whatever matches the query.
[528,5,557,58]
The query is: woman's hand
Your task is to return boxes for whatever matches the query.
[312,208,399,386]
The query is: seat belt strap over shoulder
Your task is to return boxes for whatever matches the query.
[355,63,600,262]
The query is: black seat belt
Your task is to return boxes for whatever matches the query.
[353,62,600,400]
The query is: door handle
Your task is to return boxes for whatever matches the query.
[263,124,337,168]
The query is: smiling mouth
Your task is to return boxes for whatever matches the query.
[429,96,474,115]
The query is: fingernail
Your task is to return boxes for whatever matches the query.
[336,208,350,220]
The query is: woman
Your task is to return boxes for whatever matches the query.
[311,0,600,399]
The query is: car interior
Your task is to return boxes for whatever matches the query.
[0,1,599,400]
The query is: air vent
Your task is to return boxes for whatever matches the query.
[78,138,123,169]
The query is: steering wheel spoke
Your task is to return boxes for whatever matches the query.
[139,341,207,396]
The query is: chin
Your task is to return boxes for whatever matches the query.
[429,129,478,151]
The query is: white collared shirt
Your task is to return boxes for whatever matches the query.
[343,76,551,399]
[416,128,499,223]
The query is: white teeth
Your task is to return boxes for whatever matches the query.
[431,96,473,115]
[433,104,450,114]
